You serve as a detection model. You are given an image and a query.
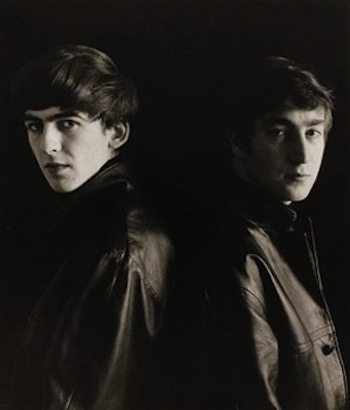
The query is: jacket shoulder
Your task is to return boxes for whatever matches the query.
[209,209,272,307]
[125,203,175,304]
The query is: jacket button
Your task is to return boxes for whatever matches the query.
[322,344,334,355]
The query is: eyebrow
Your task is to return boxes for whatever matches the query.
[23,110,85,122]
[261,117,326,127]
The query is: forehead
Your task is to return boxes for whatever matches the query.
[258,106,328,127]
[24,106,89,121]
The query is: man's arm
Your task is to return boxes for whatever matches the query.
[231,255,282,409]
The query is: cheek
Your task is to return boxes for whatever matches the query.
[78,140,111,169]
[83,133,110,153]
[28,136,34,149]
[312,143,326,165]
[28,137,39,157]
[251,146,281,171]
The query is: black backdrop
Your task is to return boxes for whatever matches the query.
[1,0,350,370]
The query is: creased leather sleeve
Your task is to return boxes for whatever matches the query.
[233,254,282,410]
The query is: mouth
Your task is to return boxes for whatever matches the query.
[285,173,311,182]
[44,163,70,174]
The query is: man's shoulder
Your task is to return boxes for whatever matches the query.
[205,200,277,285]
[212,199,266,251]
[124,199,175,301]
[127,206,174,255]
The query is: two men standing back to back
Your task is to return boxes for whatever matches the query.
[5,45,348,409]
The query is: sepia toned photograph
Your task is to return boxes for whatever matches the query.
[1,0,350,408]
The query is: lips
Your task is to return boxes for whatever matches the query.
[44,162,69,174]
[285,172,311,181]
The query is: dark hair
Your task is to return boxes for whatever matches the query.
[11,44,139,127]
[229,56,334,151]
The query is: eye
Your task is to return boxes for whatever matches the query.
[57,119,79,130]
[266,128,287,138]
[305,128,323,138]
[24,121,42,133]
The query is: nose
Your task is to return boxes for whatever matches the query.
[40,124,62,154]
[287,131,310,164]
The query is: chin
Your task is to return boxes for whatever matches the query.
[47,181,76,194]
[286,191,311,203]
[49,186,71,194]
[278,182,314,203]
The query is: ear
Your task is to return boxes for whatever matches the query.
[108,122,130,151]
[227,131,246,159]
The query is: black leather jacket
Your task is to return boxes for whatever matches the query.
[207,178,348,409]
[8,159,175,410]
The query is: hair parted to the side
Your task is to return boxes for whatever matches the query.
[11,44,139,127]
[229,56,334,151]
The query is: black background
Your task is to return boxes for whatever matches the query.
[1,0,350,371]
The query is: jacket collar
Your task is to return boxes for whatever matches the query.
[53,158,133,230]
[231,176,300,233]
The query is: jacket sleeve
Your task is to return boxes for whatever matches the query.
[232,255,282,410]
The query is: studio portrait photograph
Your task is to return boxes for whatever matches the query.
[1,0,350,409]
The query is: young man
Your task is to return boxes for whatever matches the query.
[206,57,348,409]
[8,44,174,410]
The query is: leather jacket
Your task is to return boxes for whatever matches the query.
[206,177,348,409]
[8,159,175,410]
